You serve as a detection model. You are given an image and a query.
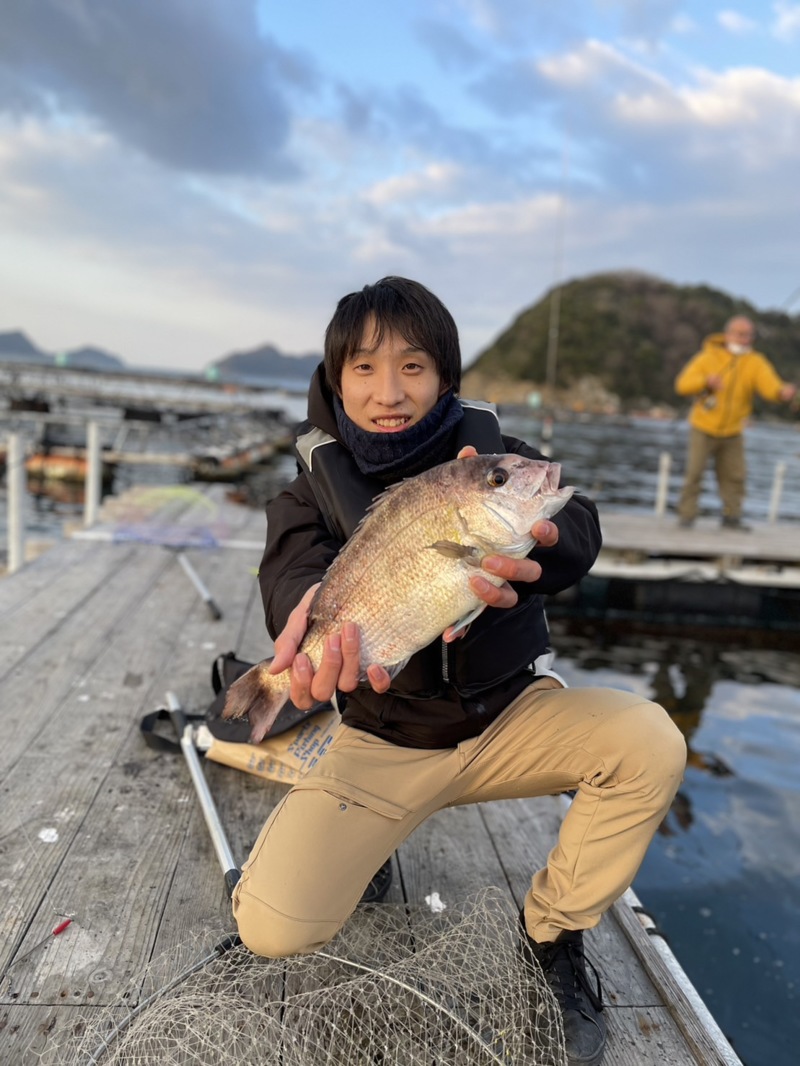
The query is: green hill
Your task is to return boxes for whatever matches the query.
[465,271,800,411]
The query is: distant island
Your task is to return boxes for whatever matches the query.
[0,330,126,372]
[0,328,321,386]
[208,343,321,385]
[4,271,799,413]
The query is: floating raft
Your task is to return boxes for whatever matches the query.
[0,485,741,1064]
[546,511,800,634]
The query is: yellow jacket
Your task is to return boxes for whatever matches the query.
[674,333,787,437]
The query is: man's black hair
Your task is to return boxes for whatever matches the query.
[324,276,461,393]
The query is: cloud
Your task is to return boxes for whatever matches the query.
[528,38,800,202]
[772,1,800,40]
[0,0,313,177]
[538,38,669,93]
[363,163,464,207]
[414,18,485,72]
[717,10,759,35]
[616,65,800,148]
[604,0,684,44]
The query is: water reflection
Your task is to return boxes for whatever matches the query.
[548,616,800,1066]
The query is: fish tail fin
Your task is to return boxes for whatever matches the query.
[222,661,290,743]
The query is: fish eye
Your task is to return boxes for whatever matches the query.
[487,467,509,487]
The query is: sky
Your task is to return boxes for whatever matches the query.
[1,0,799,373]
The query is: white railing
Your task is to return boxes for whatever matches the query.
[654,451,788,524]
[4,422,103,574]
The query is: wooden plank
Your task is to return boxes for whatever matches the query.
[0,763,98,977]
[0,541,140,679]
[0,1004,128,1066]
[1,548,213,984]
[0,544,174,779]
[0,542,78,616]
[1,526,280,1044]
[398,802,513,905]
[599,512,800,564]
[604,1006,699,1066]
[1,735,198,1006]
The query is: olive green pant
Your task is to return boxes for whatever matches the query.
[677,427,746,522]
[232,682,686,956]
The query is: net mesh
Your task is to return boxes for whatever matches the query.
[46,889,566,1065]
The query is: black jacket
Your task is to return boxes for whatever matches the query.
[258,366,602,747]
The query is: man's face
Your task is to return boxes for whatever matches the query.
[339,315,445,433]
[725,319,754,351]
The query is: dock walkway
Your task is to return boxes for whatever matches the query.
[594,511,800,585]
[1,485,741,1064]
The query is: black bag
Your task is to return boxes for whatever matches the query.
[206,651,331,742]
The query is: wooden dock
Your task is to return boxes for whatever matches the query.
[595,511,800,585]
[547,511,800,635]
[0,486,742,1065]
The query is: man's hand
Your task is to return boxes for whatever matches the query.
[269,584,391,709]
[444,445,560,641]
[706,373,724,392]
[779,383,797,403]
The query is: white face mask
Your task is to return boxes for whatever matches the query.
[727,343,751,355]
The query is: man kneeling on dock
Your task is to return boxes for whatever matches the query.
[229,277,687,1066]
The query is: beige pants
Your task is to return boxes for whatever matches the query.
[233,681,686,955]
[678,427,746,521]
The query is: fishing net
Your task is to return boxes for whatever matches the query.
[46,889,566,1065]
[94,485,228,548]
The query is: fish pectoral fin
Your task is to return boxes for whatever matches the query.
[448,604,487,639]
[428,540,481,563]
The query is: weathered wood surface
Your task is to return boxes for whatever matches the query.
[594,512,800,587]
[598,512,800,563]
[0,484,742,1064]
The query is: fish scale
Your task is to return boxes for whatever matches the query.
[224,453,574,742]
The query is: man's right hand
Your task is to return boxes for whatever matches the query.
[269,584,391,709]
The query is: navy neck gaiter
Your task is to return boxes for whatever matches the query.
[333,389,464,482]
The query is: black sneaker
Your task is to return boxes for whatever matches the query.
[359,857,393,904]
[721,517,751,532]
[520,916,607,1066]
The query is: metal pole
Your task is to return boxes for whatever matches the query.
[767,461,786,523]
[539,415,554,458]
[7,434,26,573]
[166,691,241,897]
[84,420,102,527]
[177,552,223,619]
[655,451,672,516]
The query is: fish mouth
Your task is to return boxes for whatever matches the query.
[371,415,413,432]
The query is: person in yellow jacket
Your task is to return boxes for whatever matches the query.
[675,316,796,530]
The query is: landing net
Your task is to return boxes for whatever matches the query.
[46,889,566,1065]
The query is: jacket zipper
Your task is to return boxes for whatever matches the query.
[720,356,739,433]
[441,638,450,684]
